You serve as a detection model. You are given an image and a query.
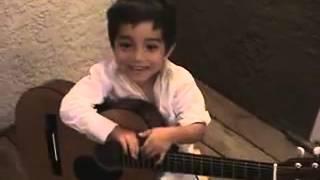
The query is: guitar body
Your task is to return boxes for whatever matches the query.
[15,79,160,180]
[16,79,74,180]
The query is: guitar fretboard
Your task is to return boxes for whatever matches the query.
[122,152,274,179]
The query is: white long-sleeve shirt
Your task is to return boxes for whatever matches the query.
[60,59,211,144]
[59,59,211,180]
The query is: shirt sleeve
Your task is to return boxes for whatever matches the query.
[59,62,117,143]
[172,69,211,127]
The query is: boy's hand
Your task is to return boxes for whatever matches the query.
[108,126,139,159]
[139,127,174,164]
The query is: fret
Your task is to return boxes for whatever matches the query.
[244,162,247,179]
[146,156,150,169]
[121,154,124,168]
[182,151,185,173]
[210,157,221,176]
[220,158,224,177]
[199,156,203,175]
[135,156,139,168]
[209,158,213,177]
[124,155,128,167]
[141,155,147,169]
[126,155,129,167]
[195,156,201,175]
[136,156,154,169]
[128,155,133,168]
[258,162,261,179]
[133,156,137,168]
[131,156,135,168]
[191,154,194,174]
[153,157,158,170]
[140,153,144,168]
[221,158,236,178]
[231,160,235,179]
[166,154,170,171]
[172,152,176,172]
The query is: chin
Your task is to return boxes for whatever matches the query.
[132,78,148,85]
[128,73,151,81]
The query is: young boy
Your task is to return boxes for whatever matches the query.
[60,0,211,179]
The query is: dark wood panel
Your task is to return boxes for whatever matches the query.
[202,120,274,162]
[197,81,299,162]
[174,0,320,139]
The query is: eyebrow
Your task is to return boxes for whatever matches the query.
[117,35,162,43]
[145,38,162,43]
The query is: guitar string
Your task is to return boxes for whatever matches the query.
[121,153,306,170]
[120,155,308,180]
[122,153,303,171]
[122,154,273,170]
[166,153,306,171]
[165,156,272,171]
[123,156,272,178]
[163,157,272,176]
[166,153,273,169]
[167,154,308,171]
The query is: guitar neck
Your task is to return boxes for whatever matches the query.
[122,152,274,179]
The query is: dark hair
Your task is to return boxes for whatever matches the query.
[106,0,176,52]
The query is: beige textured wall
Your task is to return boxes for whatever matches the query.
[0,0,115,130]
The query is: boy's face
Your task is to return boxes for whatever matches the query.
[113,21,167,86]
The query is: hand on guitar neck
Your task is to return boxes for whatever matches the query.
[108,126,140,160]
[108,123,175,165]
[139,127,174,164]
[138,124,206,165]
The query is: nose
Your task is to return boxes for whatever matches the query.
[134,48,146,62]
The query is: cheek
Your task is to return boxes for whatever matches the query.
[151,57,166,69]
[114,51,130,64]
[151,53,166,64]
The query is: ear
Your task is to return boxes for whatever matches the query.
[164,43,176,59]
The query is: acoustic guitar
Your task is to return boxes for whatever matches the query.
[15,79,320,180]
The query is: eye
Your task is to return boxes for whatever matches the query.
[118,42,132,49]
[146,44,159,51]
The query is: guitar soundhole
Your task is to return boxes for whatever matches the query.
[74,156,122,180]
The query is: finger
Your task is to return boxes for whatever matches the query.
[156,153,166,165]
[141,138,152,153]
[138,129,152,138]
[141,138,152,156]
[133,135,140,159]
[127,136,139,159]
[143,145,160,159]
[149,149,159,158]
[119,138,128,155]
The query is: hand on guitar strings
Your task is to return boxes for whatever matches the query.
[108,125,140,159]
[139,127,175,165]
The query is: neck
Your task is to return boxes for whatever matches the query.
[136,73,158,89]
[136,74,158,102]
[122,152,274,179]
